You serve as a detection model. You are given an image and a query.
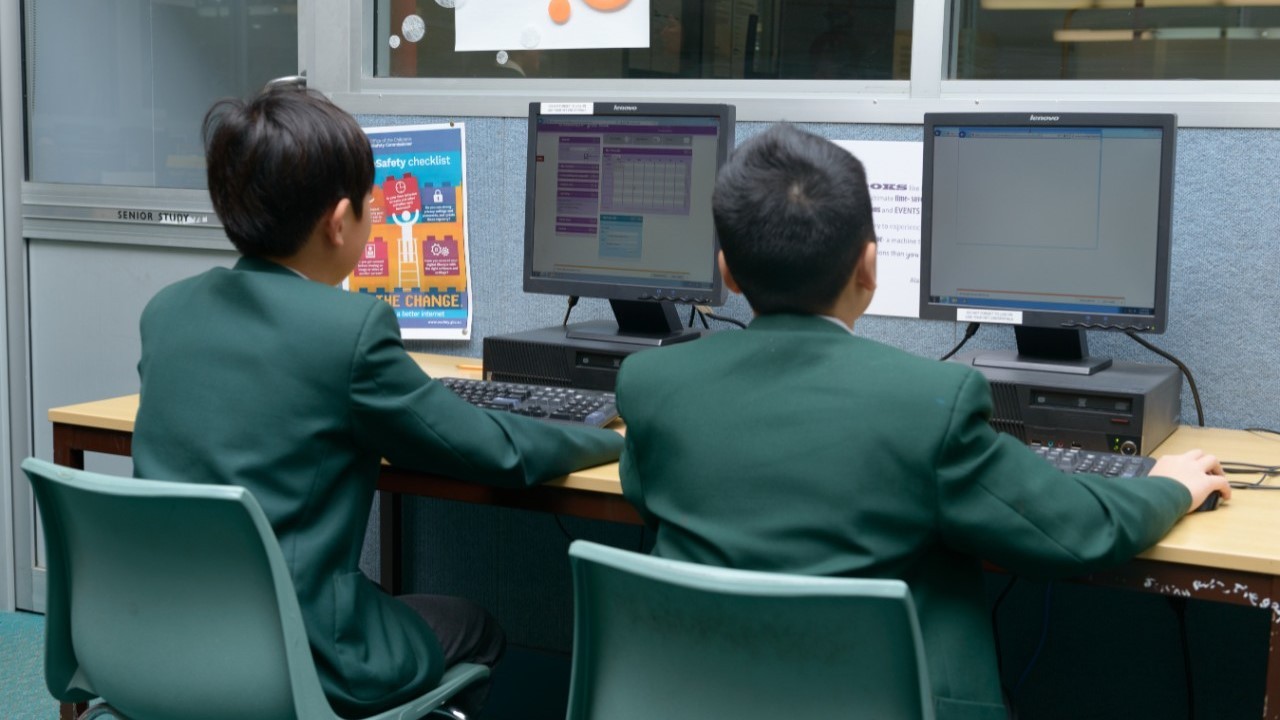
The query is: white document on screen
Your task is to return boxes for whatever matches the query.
[833,139,924,319]
[455,0,650,52]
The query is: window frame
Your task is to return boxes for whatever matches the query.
[310,0,1280,128]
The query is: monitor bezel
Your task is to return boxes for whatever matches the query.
[522,101,734,308]
[917,111,1176,336]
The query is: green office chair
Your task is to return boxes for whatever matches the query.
[22,457,488,720]
[566,540,935,720]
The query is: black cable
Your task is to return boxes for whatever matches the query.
[1222,461,1280,474]
[1013,581,1055,700]
[695,308,746,329]
[688,305,711,329]
[1124,330,1205,427]
[939,322,981,361]
[1245,427,1280,440]
[1167,596,1195,720]
[552,514,576,542]
[561,295,579,326]
[1222,461,1280,489]
[991,575,1019,693]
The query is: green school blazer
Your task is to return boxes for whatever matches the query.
[615,313,1190,720]
[133,256,623,718]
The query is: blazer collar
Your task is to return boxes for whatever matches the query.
[233,255,305,279]
[747,313,853,336]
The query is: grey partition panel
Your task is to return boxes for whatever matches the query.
[22,240,235,611]
[28,240,236,468]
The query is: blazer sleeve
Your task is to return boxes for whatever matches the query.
[347,302,623,487]
[933,370,1192,578]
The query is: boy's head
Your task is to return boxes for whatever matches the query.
[203,84,373,259]
[712,123,875,316]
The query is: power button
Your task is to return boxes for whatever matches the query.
[1119,440,1139,456]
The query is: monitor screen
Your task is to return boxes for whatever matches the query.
[918,112,1176,373]
[523,101,734,343]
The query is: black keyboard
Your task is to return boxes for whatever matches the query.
[439,377,618,428]
[1031,445,1155,478]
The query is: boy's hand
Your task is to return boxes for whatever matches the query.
[1150,449,1231,514]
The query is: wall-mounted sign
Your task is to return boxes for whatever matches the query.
[24,204,218,227]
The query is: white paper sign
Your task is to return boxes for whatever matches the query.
[833,140,923,319]
[455,0,650,52]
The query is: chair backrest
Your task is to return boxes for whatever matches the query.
[566,540,935,720]
[23,457,336,720]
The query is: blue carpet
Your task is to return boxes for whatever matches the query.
[0,611,50,720]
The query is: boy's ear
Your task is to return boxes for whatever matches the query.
[718,251,741,295]
[855,240,877,291]
[324,199,353,246]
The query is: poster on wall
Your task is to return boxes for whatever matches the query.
[833,139,923,319]
[348,123,473,340]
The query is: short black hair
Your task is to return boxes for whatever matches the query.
[202,85,373,258]
[712,123,875,315]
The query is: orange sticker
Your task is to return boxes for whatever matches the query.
[549,0,570,23]
[582,0,630,9]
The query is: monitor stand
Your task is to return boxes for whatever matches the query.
[564,299,704,347]
[972,327,1113,376]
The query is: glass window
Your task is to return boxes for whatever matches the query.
[372,0,913,81]
[25,0,298,189]
[952,0,1280,79]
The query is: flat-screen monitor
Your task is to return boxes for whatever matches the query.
[524,101,734,345]
[919,112,1176,375]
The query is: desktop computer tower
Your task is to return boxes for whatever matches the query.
[483,325,710,391]
[951,353,1182,455]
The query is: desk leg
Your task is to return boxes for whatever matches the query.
[379,490,402,595]
[52,424,85,470]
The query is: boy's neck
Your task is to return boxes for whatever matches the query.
[267,225,346,286]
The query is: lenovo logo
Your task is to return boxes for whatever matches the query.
[1029,114,1060,122]
[613,104,638,111]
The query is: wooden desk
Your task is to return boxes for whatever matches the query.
[47,353,1280,719]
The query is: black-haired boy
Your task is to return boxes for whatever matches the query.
[133,85,623,717]
[615,123,1227,720]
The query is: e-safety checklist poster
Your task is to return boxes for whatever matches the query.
[349,124,473,340]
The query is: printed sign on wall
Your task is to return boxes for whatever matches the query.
[833,140,924,319]
[348,123,473,340]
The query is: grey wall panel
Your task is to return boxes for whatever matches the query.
[28,240,236,470]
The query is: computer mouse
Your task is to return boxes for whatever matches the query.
[1195,491,1222,513]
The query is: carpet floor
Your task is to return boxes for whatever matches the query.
[0,611,50,720]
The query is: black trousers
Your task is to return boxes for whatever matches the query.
[398,594,506,717]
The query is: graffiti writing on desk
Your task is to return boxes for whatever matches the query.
[1145,577,1280,623]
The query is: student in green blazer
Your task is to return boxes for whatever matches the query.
[614,123,1228,720]
[132,85,623,718]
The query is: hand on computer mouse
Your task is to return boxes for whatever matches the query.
[1195,491,1223,513]
[1149,449,1230,515]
